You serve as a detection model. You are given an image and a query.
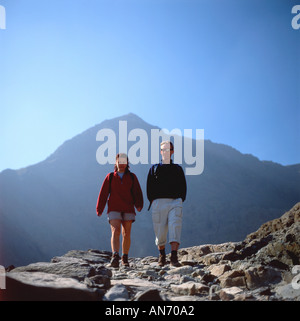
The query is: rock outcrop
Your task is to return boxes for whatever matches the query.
[2,203,300,301]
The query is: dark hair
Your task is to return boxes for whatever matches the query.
[160,140,174,150]
[114,153,130,172]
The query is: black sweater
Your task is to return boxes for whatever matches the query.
[146,162,187,205]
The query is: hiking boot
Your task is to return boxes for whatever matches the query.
[170,251,181,267]
[158,254,166,267]
[110,252,120,268]
[121,254,129,267]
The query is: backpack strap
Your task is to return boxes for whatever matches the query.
[153,164,160,179]
[147,164,160,211]
[108,172,114,194]
[129,172,135,203]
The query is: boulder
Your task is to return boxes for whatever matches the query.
[219,286,244,301]
[171,281,209,296]
[219,270,247,288]
[244,266,282,290]
[167,266,194,276]
[208,264,231,277]
[103,284,129,301]
[134,288,163,301]
[275,283,300,300]
[10,259,93,281]
[3,272,102,301]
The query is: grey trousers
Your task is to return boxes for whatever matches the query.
[151,198,183,247]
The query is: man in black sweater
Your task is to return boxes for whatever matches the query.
[147,141,187,267]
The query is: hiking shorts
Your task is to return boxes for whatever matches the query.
[151,198,183,247]
[108,211,136,223]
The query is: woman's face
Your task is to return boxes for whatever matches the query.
[117,157,127,172]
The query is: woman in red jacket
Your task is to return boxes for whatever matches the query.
[96,153,143,268]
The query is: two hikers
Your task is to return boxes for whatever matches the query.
[96,141,187,268]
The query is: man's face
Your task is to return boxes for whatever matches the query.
[160,143,174,164]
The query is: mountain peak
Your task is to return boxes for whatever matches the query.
[120,112,142,120]
[105,112,156,128]
[101,112,146,123]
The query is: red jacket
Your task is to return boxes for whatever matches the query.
[96,170,144,215]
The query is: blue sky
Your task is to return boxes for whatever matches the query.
[0,0,299,172]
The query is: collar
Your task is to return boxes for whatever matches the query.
[160,159,173,165]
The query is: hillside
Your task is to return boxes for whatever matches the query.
[0,113,299,267]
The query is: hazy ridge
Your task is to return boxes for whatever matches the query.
[0,113,299,267]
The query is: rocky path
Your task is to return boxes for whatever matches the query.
[2,203,300,301]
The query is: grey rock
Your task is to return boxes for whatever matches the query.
[167,265,194,276]
[180,275,195,283]
[85,275,111,289]
[3,272,103,301]
[134,288,163,301]
[10,260,93,281]
[275,283,300,300]
[94,265,113,277]
[171,281,209,296]
[219,287,244,301]
[209,284,221,300]
[219,270,247,288]
[244,266,282,290]
[103,284,129,301]
[208,264,231,277]
[61,249,111,265]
